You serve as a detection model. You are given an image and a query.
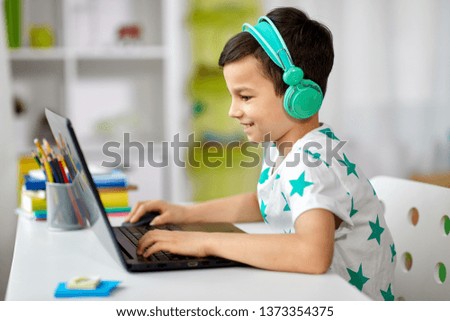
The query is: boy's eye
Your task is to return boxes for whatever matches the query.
[241,95,252,101]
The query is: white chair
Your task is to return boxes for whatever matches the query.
[370,176,450,300]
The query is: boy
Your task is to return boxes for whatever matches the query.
[125,7,395,301]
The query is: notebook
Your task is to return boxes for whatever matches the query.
[45,108,245,272]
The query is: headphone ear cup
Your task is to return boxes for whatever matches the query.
[283,86,300,118]
[283,80,323,119]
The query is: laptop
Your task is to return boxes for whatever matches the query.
[45,108,245,272]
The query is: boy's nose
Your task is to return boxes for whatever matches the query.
[228,101,243,118]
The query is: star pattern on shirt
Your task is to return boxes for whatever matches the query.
[289,171,314,197]
[260,200,268,223]
[350,197,359,217]
[380,283,395,301]
[390,243,397,263]
[347,263,370,291]
[338,153,359,178]
[281,192,291,212]
[303,149,330,167]
[259,168,270,184]
[255,128,396,301]
[319,128,340,141]
[368,215,385,245]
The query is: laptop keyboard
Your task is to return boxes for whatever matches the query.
[118,225,193,262]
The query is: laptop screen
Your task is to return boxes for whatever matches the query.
[45,108,126,267]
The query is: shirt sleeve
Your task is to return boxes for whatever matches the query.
[279,155,353,227]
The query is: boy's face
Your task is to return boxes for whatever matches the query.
[223,55,301,146]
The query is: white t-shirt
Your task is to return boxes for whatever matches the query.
[257,123,396,300]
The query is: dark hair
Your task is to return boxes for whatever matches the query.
[218,7,334,96]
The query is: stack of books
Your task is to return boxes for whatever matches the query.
[18,169,133,220]
[94,170,133,217]
[16,169,48,220]
[19,188,47,220]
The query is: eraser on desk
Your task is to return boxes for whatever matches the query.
[67,276,101,289]
[54,280,121,298]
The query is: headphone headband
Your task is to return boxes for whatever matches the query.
[242,16,295,72]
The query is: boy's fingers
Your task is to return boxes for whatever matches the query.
[137,230,168,255]
[149,214,167,226]
[126,203,145,222]
[124,202,142,222]
[127,200,166,223]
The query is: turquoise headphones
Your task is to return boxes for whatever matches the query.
[242,16,323,119]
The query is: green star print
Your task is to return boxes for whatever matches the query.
[260,200,268,223]
[338,153,359,178]
[304,149,330,167]
[319,128,340,141]
[368,215,385,245]
[390,244,396,263]
[350,197,358,217]
[380,284,395,301]
[347,264,370,291]
[289,171,313,197]
[259,168,270,184]
[281,192,290,212]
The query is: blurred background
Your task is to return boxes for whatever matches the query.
[1,0,449,299]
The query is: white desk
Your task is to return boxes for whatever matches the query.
[6,215,369,301]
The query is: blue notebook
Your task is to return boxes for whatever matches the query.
[24,170,127,190]
[54,280,121,298]
[93,170,128,188]
[24,174,46,190]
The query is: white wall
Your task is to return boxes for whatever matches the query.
[0,1,18,299]
[263,0,450,179]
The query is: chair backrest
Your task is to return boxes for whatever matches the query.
[370,176,450,300]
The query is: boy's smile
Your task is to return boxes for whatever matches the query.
[223,55,318,155]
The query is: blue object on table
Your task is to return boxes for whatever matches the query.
[24,170,127,190]
[24,174,46,190]
[54,280,121,298]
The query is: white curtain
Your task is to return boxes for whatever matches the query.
[263,0,450,179]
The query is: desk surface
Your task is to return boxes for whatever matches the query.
[6,215,369,301]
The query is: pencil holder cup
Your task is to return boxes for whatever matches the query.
[46,182,88,231]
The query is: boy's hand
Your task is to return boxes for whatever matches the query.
[124,200,188,226]
[137,230,211,258]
